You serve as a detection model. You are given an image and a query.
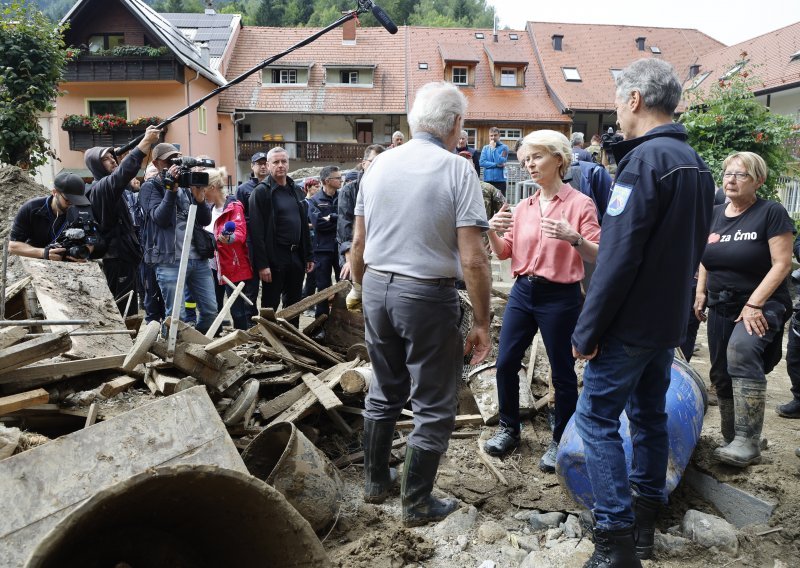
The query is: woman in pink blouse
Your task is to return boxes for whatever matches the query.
[484,130,601,472]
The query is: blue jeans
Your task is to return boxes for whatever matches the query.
[574,336,672,530]
[155,260,218,335]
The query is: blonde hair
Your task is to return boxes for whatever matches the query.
[518,130,572,178]
[723,152,767,184]
[206,167,228,192]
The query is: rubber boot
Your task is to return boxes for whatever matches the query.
[632,493,660,560]
[714,377,766,467]
[401,445,458,527]
[583,526,642,568]
[718,397,735,445]
[363,418,398,503]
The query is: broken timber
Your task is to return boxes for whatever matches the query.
[275,279,350,322]
[205,329,251,355]
[0,388,50,415]
[121,320,161,371]
[270,359,359,425]
[0,355,127,394]
[0,332,72,377]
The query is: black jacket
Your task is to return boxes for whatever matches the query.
[572,123,715,352]
[248,175,312,271]
[84,146,146,263]
[337,173,361,257]
[10,196,102,254]
[308,189,338,253]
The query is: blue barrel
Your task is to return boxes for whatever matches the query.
[556,357,707,509]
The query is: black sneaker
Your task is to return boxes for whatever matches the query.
[776,399,800,419]
[538,440,558,473]
[483,425,520,457]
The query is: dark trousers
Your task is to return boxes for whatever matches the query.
[362,269,462,454]
[680,284,701,361]
[302,266,317,298]
[313,250,340,317]
[707,299,785,399]
[487,180,507,196]
[140,263,164,323]
[211,269,252,331]
[103,258,138,318]
[496,277,582,443]
[262,251,305,327]
[786,311,800,401]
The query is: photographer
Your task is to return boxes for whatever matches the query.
[9,171,101,262]
[139,143,218,335]
[84,125,162,316]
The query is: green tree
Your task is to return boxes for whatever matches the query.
[680,57,797,200]
[253,0,285,26]
[166,0,185,11]
[0,2,68,170]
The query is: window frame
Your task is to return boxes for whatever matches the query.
[452,66,469,85]
[561,67,582,82]
[198,105,207,134]
[500,67,517,87]
[340,70,360,84]
[85,98,129,119]
[497,128,522,140]
[88,33,125,52]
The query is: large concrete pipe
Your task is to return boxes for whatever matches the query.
[26,465,331,568]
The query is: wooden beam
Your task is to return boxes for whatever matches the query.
[300,372,343,411]
[152,369,180,395]
[0,354,127,393]
[205,281,246,338]
[122,320,161,371]
[276,318,344,363]
[0,327,27,350]
[204,329,251,355]
[255,320,293,359]
[0,332,72,377]
[98,376,138,398]
[84,402,99,427]
[275,279,350,322]
[0,388,49,415]
[258,383,309,421]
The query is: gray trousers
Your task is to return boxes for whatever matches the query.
[362,269,463,454]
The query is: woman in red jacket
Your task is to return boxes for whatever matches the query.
[204,167,253,330]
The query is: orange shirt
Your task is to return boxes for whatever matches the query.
[495,183,601,283]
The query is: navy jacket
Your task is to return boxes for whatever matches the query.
[572,123,715,352]
[308,189,338,253]
[236,176,260,223]
[564,160,613,222]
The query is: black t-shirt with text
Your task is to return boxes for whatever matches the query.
[702,198,795,308]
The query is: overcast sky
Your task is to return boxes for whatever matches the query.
[487,0,800,46]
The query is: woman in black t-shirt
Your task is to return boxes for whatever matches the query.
[694,152,794,468]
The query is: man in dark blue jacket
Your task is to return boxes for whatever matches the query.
[235,151,269,318]
[84,125,161,316]
[571,59,715,566]
[309,166,342,317]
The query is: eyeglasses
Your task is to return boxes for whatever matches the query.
[327,176,343,181]
[722,172,750,181]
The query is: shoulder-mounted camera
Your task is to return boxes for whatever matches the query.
[49,210,99,261]
[163,156,215,190]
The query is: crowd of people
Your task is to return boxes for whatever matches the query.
[8,54,799,568]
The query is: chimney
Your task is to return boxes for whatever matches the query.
[204,0,215,15]
[342,15,356,45]
[492,13,498,42]
[635,36,646,51]
[552,34,563,51]
[199,43,210,66]
[689,64,701,78]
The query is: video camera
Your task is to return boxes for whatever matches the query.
[163,156,215,190]
[51,210,99,261]
[601,127,624,149]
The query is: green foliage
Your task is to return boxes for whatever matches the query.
[85,45,169,57]
[409,0,493,27]
[61,114,163,132]
[680,57,797,201]
[0,1,68,170]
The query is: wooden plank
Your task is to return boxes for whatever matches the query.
[122,320,161,371]
[152,369,180,395]
[477,432,508,486]
[2,275,32,301]
[276,318,344,364]
[395,414,484,430]
[184,343,227,370]
[255,320,294,358]
[248,363,287,376]
[0,327,27,350]
[275,279,350,322]
[84,402,98,427]
[204,329,252,355]
[258,371,302,387]
[257,383,309,421]
[0,354,127,393]
[0,388,49,415]
[300,372,343,411]
[256,346,324,374]
[259,317,339,364]
[19,258,132,358]
[301,313,327,337]
[0,332,72,377]
[98,376,138,398]
[204,281,245,339]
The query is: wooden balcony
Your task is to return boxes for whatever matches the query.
[238,140,370,163]
[64,55,184,83]
[66,128,156,151]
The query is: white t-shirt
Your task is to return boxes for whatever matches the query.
[355,133,488,279]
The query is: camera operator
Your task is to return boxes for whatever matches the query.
[9,172,101,262]
[84,125,162,316]
[139,143,218,335]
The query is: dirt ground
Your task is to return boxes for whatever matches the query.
[319,318,800,567]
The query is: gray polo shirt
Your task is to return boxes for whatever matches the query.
[355,132,488,280]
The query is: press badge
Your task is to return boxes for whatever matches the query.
[606,183,633,216]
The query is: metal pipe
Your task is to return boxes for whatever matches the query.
[0,319,91,326]
[26,329,135,338]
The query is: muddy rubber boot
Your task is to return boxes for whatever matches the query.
[401,445,458,527]
[632,493,660,560]
[583,526,642,568]
[718,397,735,445]
[714,377,766,467]
[363,418,398,503]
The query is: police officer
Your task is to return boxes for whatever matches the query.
[9,172,100,262]
[571,59,715,566]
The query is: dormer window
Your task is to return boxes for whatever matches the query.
[324,65,375,87]
[500,68,517,87]
[274,69,296,84]
[262,65,310,87]
[452,66,468,85]
[610,69,622,80]
[562,67,581,81]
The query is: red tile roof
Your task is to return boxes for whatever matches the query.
[690,20,800,96]
[219,25,406,114]
[484,43,528,65]
[438,43,482,63]
[528,22,725,112]
[408,27,570,124]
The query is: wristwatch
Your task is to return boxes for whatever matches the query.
[571,236,584,247]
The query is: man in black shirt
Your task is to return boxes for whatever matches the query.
[248,147,313,326]
[9,171,99,261]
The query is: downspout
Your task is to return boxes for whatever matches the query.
[232,112,245,181]
[186,69,201,155]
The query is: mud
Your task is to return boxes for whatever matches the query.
[0,166,51,280]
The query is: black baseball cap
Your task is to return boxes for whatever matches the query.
[53,171,90,206]
[251,151,268,163]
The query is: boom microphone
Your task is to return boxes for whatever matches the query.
[371,3,398,34]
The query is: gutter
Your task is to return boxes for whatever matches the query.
[186,69,201,155]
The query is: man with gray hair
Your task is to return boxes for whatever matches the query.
[349,81,491,527]
[571,132,592,163]
[571,59,714,566]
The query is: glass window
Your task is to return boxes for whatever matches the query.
[689,71,711,90]
[721,61,746,80]
[340,70,359,84]
[272,69,297,84]
[198,106,207,134]
[500,68,516,87]
[87,100,128,118]
[464,128,477,147]
[562,67,581,81]
[498,128,522,140]
[452,66,468,85]
[88,34,125,52]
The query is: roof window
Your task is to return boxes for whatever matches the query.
[475,32,485,39]
[562,67,581,81]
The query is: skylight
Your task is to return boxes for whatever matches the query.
[650,46,661,54]
[562,67,581,81]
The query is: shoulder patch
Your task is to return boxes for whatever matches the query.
[606,183,633,216]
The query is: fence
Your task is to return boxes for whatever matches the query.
[778,176,800,218]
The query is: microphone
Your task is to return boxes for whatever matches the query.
[371,2,398,34]
[222,221,236,238]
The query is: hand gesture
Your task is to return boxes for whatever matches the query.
[541,211,577,242]
[489,202,513,233]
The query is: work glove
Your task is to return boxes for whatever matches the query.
[346,282,362,312]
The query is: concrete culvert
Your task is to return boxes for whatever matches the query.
[26,465,331,568]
